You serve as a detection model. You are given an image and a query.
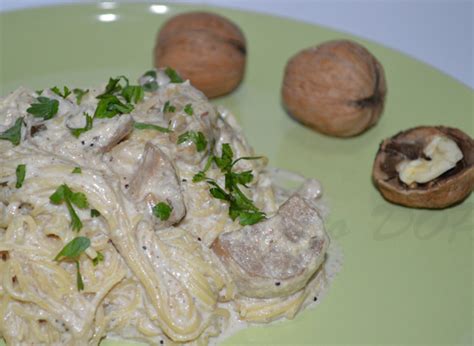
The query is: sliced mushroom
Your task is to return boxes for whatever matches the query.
[372,126,474,208]
[80,114,134,153]
[211,195,329,299]
[128,142,186,228]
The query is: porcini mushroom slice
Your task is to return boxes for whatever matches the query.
[128,143,186,228]
[212,195,329,299]
[81,114,134,153]
[372,126,474,209]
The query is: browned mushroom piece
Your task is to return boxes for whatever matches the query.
[154,12,246,98]
[212,195,329,299]
[282,39,387,137]
[372,126,474,208]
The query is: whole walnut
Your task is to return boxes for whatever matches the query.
[282,40,387,137]
[154,12,246,98]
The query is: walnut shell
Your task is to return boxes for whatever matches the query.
[154,12,246,98]
[372,126,474,208]
[282,40,387,137]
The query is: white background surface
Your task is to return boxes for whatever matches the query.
[0,0,473,89]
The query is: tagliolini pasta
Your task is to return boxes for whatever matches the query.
[0,70,336,345]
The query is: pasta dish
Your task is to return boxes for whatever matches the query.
[0,69,340,345]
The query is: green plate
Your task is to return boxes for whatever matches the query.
[1,3,472,345]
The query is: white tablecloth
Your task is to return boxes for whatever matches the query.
[1,0,472,89]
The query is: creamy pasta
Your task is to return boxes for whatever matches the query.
[0,69,339,345]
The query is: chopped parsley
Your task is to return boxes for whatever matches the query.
[72,167,82,174]
[50,184,89,232]
[73,88,89,105]
[152,202,173,221]
[15,164,26,188]
[92,251,104,266]
[194,143,265,226]
[122,85,144,104]
[94,95,134,119]
[90,209,101,218]
[0,118,23,146]
[141,70,158,92]
[184,103,193,116]
[177,131,207,152]
[54,236,90,291]
[133,122,171,133]
[27,97,59,120]
[164,67,184,83]
[51,86,71,99]
[69,113,93,138]
[163,100,176,113]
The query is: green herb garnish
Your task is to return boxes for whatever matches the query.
[184,103,193,116]
[92,251,104,266]
[51,86,71,99]
[54,236,90,291]
[164,67,183,83]
[177,131,207,152]
[133,122,171,133]
[152,202,173,221]
[142,70,158,92]
[94,95,134,119]
[122,85,144,104]
[27,97,59,120]
[69,113,93,138]
[50,184,89,232]
[72,167,82,174]
[15,164,26,188]
[0,118,23,146]
[73,88,89,105]
[90,209,101,218]
[163,100,176,113]
[196,143,265,226]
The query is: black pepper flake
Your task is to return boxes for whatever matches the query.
[81,141,85,145]
[197,237,202,242]
[313,296,318,302]
[89,143,94,147]
[124,184,129,189]
[142,246,147,250]
[275,282,281,286]
[182,179,187,182]
[160,341,164,345]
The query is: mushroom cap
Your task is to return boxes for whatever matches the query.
[282,39,387,137]
[154,12,246,98]
[372,126,474,208]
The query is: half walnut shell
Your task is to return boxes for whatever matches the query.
[372,126,474,208]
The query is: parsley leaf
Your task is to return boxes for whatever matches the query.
[72,167,82,174]
[98,76,129,98]
[152,202,173,221]
[27,97,59,120]
[51,86,71,99]
[141,70,158,92]
[196,143,266,226]
[92,251,104,266]
[164,67,184,83]
[133,122,171,133]
[69,113,93,138]
[163,100,176,113]
[90,209,101,218]
[192,140,215,182]
[0,118,23,146]
[50,184,89,231]
[122,85,144,104]
[94,95,134,118]
[73,88,89,105]
[15,164,26,188]
[54,236,90,261]
[184,103,193,116]
[54,236,90,291]
[177,131,207,152]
